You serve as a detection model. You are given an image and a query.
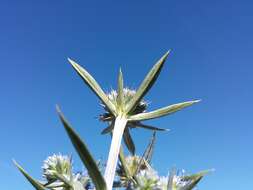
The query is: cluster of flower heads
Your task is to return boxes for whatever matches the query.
[42,154,92,190]
[115,155,198,190]
[15,53,210,190]
[41,154,200,190]
[135,168,195,190]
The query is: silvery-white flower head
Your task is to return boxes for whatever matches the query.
[73,172,92,190]
[42,154,93,190]
[156,176,169,190]
[162,169,202,190]
[135,168,159,190]
[100,88,148,122]
[117,155,149,178]
[172,169,197,189]
[155,174,189,190]
[42,154,73,182]
[173,175,189,188]
[135,170,193,190]
[116,155,152,188]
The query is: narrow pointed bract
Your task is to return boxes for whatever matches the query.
[181,169,213,181]
[117,68,124,110]
[134,132,156,176]
[56,106,107,190]
[14,160,46,190]
[123,127,135,155]
[143,132,156,164]
[68,58,116,115]
[128,100,200,121]
[125,51,170,114]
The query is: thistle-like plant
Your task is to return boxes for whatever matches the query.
[14,51,211,190]
[68,51,199,189]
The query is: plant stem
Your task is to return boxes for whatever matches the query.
[104,116,127,190]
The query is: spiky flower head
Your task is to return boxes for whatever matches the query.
[155,169,206,190]
[172,170,191,189]
[125,155,149,171]
[135,168,160,190]
[73,172,92,189]
[100,88,148,122]
[42,154,93,190]
[127,168,205,190]
[116,155,154,188]
[156,176,169,190]
[155,173,191,190]
[42,154,72,182]
[117,155,149,178]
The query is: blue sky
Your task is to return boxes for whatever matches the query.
[0,0,252,189]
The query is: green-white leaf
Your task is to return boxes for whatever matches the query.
[125,51,170,114]
[117,68,124,110]
[68,58,116,115]
[56,106,107,190]
[180,169,213,190]
[181,169,213,181]
[179,177,202,190]
[143,131,156,164]
[13,160,46,190]
[123,127,135,155]
[128,100,200,121]
[134,132,156,175]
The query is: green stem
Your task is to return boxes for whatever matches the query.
[104,116,127,190]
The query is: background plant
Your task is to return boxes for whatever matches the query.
[15,52,212,190]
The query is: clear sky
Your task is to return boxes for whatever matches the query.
[0,0,252,189]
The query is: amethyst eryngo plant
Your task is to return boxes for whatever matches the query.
[14,51,212,190]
